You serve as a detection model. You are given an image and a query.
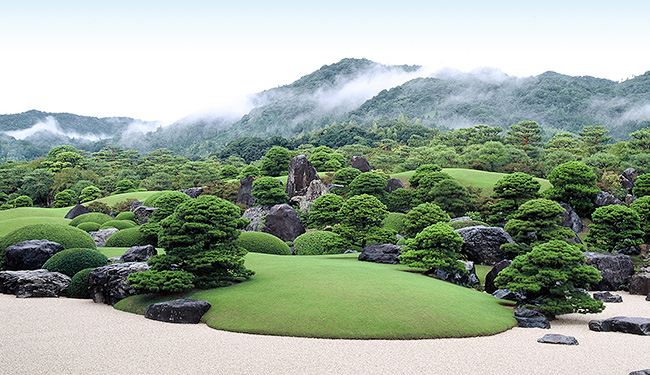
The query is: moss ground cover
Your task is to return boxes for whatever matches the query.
[116,253,515,339]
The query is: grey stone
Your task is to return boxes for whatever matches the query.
[4,240,65,270]
[358,244,403,264]
[107,257,121,264]
[120,245,157,263]
[629,266,650,295]
[236,175,256,207]
[90,228,119,247]
[558,202,585,234]
[514,308,550,329]
[594,190,623,208]
[129,201,144,211]
[492,288,526,303]
[629,370,650,375]
[384,178,405,193]
[620,168,638,191]
[589,316,650,335]
[484,259,511,294]
[145,298,212,324]
[583,252,634,291]
[350,156,371,172]
[133,206,158,225]
[593,291,623,303]
[64,204,90,219]
[0,269,70,298]
[179,187,203,199]
[241,205,271,232]
[262,204,305,242]
[291,180,330,215]
[286,155,319,198]
[455,226,513,265]
[430,261,480,287]
[88,262,149,305]
[449,216,472,222]
[537,334,579,345]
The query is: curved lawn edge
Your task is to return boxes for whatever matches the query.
[115,253,516,339]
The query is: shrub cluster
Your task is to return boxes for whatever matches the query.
[100,220,137,230]
[43,248,108,277]
[235,231,292,255]
[293,231,345,255]
[69,212,113,227]
[115,211,136,222]
[67,267,94,299]
[76,222,101,232]
[0,223,97,253]
[104,227,157,247]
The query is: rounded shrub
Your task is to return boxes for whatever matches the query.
[115,211,136,222]
[293,231,345,255]
[76,222,101,232]
[142,192,165,207]
[0,223,97,252]
[382,213,405,234]
[69,212,113,227]
[10,195,33,208]
[235,231,291,255]
[104,227,157,247]
[67,267,94,299]
[43,249,108,277]
[100,220,137,230]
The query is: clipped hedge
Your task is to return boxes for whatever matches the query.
[115,211,136,222]
[104,227,157,247]
[293,231,345,255]
[67,267,94,299]
[76,222,101,232]
[1,223,97,252]
[100,220,137,230]
[382,213,405,234]
[235,231,291,255]
[43,249,108,277]
[69,212,113,227]
[142,192,165,207]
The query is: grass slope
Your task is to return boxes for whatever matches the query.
[0,207,71,238]
[116,253,515,339]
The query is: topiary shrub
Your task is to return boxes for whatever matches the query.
[69,212,113,227]
[142,192,165,207]
[10,195,33,208]
[293,231,345,255]
[67,267,94,298]
[115,211,136,222]
[1,223,97,254]
[382,213,405,234]
[76,222,101,232]
[448,220,488,230]
[42,248,108,277]
[104,227,157,247]
[235,231,291,255]
[100,220,137,230]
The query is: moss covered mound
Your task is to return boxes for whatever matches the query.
[104,227,157,247]
[235,231,291,255]
[1,223,97,252]
[293,231,344,255]
[76,222,101,232]
[100,220,137,230]
[67,267,95,299]
[43,248,108,277]
[69,212,113,227]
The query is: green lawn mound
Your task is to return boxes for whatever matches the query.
[116,253,515,339]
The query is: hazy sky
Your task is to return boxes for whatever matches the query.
[1,0,648,123]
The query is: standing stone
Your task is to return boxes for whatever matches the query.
[236,175,257,207]
[359,244,403,264]
[384,178,405,193]
[559,203,585,234]
[145,298,212,324]
[629,266,650,295]
[179,187,203,199]
[4,240,65,270]
[64,204,90,219]
[133,206,158,225]
[90,228,119,247]
[286,155,320,198]
[583,252,635,291]
[88,262,149,305]
[0,269,71,298]
[594,191,623,208]
[620,168,638,192]
[120,245,158,263]
[241,205,271,232]
[484,259,511,294]
[261,204,305,242]
[454,226,513,265]
[350,156,371,172]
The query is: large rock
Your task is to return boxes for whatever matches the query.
[430,261,480,287]
[630,370,650,375]
[493,289,526,303]
[454,226,513,265]
[629,266,650,295]
[120,245,157,263]
[236,175,256,207]
[513,308,550,329]
[620,168,638,191]
[350,156,371,172]
[88,262,149,305]
[129,201,144,211]
[145,298,212,324]
[241,205,271,232]
[4,240,65,270]
[179,187,203,199]
[583,252,634,291]
[358,244,403,264]
[64,204,90,219]
[261,204,305,242]
[484,259,511,294]
[0,269,70,298]
[133,206,158,225]
[558,202,585,234]
[537,334,579,345]
[594,190,623,208]
[589,316,650,335]
[384,178,405,193]
[291,180,330,215]
[593,291,623,303]
[285,155,319,198]
[90,228,119,247]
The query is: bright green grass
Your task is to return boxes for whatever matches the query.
[88,191,175,207]
[97,247,165,258]
[475,265,492,286]
[115,253,515,339]
[0,207,71,237]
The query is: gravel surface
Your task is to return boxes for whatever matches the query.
[1,292,649,375]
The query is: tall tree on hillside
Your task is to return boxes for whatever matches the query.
[630,127,650,152]
[578,126,611,154]
[506,121,542,153]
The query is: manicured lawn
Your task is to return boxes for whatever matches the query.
[0,207,71,237]
[97,247,165,258]
[88,191,174,206]
[115,253,516,339]
[475,264,492,286]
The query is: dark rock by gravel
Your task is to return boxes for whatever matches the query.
[484,259,511,294]
[384,178,405,193]
[537,334,579,345]
[120,245,157,263]
[358,244,403,264]
[492,288,526,303]
[454,226,513,265]
[589,316,650,335]
[0,269,71,298]
[261,204,305,242]
[64,204,90,219]
[646,292,650,301]
[594,190,623,208]
[90,228,119,247]
[133,206,159,225]
[179,187,203,199]
[88,262,149,305]
[629,370,650,375]
[583,252,634,291]
[286,155,319,198]
[236,175,256,207]
[4,240,65,270]
[241,205,271,232]
[145,298,212,324]
[559,202,585,234]
[629,266,650,295]
[514,308,550,329]
[592,291,623,303]
[350,156,371,172]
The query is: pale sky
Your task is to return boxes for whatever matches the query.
[1,0,648,123]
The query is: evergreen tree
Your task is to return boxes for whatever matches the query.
[586,205,644,253]
[489,172,541,225]
[544,161,598,216]
[399,222,466,276]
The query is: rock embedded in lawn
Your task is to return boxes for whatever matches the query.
[592,291,623,303]
[583,252,634,291]
[90,228,119,248]
[454,226,513,265]
[120,245,157,263]
[145,298,212,324]
[358,243,403,264]
[88,262,149,305]
[484,259,511,294]
[513,308,550,329]
[589,316,650,335]
[4,240,65,270]
[261,204,305,242]
[537,334,579,345]
[0,269,71,298]
[64,204,90,219]
[430,261,479,287]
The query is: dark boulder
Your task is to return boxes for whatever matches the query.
[620,168,638,192]
[558,203,585,234]
[90,228,119,247]
[120,245,157,263]
[492,289,526,303]
[629,266,650,295]
[145,298,212,324]
[537,334,579,345]
[236,175,256,207]
[179,187,203,199]
[646,293,649,301]
[384,178,405,193]
[589,316,650,335]
[630,370,650,375]
[358,244,403,264]
[4,240,65,270]
[594,190,623,208]
[88,262,149,305]
[454,226,513,265]
[430,261,480,287]
[513,308,550,329]
[262,204,305,242]
[286,155,319,198]
[484,259,511,294]
[133,206,158,225]
[241,205,271,232]
[0,269,71,298]
[592,291,623,303]
[350,156,371,172]
[583,252,634,291]
[64,204,90,219]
